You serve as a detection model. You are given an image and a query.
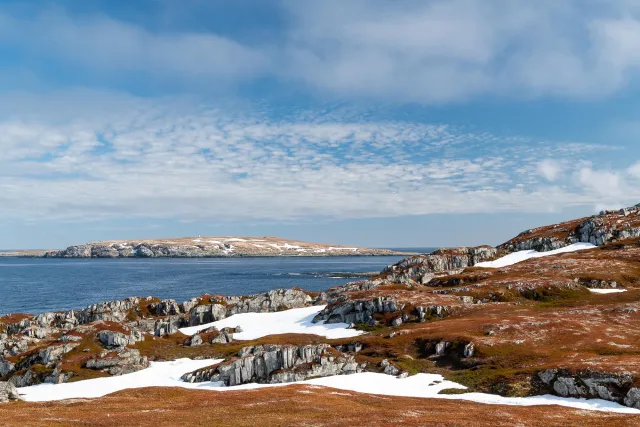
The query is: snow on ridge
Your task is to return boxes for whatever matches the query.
[224,238,247,242]
[179,306,362,340]
[283,243,302,249]
[475,243,596,269]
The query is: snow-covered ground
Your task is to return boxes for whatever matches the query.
[18,362,640,414]
[589,288,627,294]
[475,243,596,268]
[18,358,223,402]
[178,305,363,340]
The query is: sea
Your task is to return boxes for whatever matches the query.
[0,248,434,316]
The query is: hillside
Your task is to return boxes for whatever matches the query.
[2,203,640,425]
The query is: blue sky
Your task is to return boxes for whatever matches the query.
[1,0,640,249]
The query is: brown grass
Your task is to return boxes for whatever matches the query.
[0,386,637,426]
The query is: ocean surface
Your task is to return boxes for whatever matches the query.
[0,249,433,316]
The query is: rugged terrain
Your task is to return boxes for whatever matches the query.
[0,236,411,258]
[2,204,640,425]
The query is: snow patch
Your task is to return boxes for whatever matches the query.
[179,305,362,340]
[18,358,222,402]
[18,366,640,414]
[475,243,596,268]
[224,238,247,242]
[589,288,627,294]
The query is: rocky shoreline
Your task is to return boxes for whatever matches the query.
[2,204,640,411]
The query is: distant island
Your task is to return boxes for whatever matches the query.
[0,236,415,258]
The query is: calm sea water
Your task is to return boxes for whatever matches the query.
[0,249,433,316]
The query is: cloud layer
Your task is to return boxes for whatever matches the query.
[1,91,638,224]
[3,1,640,102]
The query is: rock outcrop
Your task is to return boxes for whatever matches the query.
[536,369,640,407]
[85,348,148,376]
[186,289,312,327]
[0,382,20,403]
[379,246,499,285]
[181,344,364,385]
[500,203,640,252]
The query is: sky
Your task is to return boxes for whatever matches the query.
[1,0,640,249]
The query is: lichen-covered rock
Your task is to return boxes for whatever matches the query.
[85,348,148,376]
[380,246,499,285]
[313,297,448,326]
[0,381,20,402]
[536,369,634,405]
[149,300,182,316]
[182,344,363,385]
[0,358,15,377]
[153,317,183,337]
[225,289,312,314]
[38,343,79,366]
[625,388,640,409]
[312,297,399,325]
[97,329,144,348]
[188,304,228,327]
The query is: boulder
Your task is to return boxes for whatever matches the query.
[188,304,228,327]
[97,330,143,348]
[0,382,20,403]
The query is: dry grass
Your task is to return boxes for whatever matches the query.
[1,385,637,426]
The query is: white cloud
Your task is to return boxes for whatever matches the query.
[0,9,270,82]
[537,159,562,182]
[629,161,640,178]
[577,167,623,197]
[4,2,640,102]
[0,91,638,224]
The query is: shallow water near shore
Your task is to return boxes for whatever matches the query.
[0,251,433,316]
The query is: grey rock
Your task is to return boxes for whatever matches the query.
[435,341,450,356]
[380,246,498,285]
[182,344,361,386]
[85,348,148,376]
[97,330,143,348]
[625,388,640,409]
[0,382,21,402]
[383,364,400,376]
[537,369,557,385]
[0,359,15,377]
[463,342,475,358]
[313,297,413,325]
[189,334,203,347]
[38,343,79,366]
[553,377,587,397]
[188,304,228,327]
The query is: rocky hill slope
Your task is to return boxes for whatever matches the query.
[1,236,412,258]
[2,204,640,424]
